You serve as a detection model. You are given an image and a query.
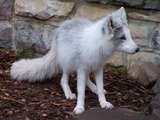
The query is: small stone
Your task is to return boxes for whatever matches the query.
[42,113,47,117]
[65,115,69,120]
[4,93,9,96]
[116,92,122,96]
[21,98,26,102]
[25,117,30,120]
[44,88,49,91]
[132,100,137,103]
[7,111,13,115]
[40,103,45,107]
[122,95,128,100]
[139,100,144,104]
[133,92,140,96]
[56,109,61,116]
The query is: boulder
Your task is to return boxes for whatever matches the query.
[14,0,75,20]
[150,93,160,119]
[152,109,160,120]
[86,0,160,10]
[152,29,160,50]
[71,107,159,120]
[85,0,110,4]
[0,0,13,20]
[129,24,148,46]
[0,23,12,50]
[128,13,160,23]
[150,93,160,110]
[113,0,144,8]
[152,79,160,94]
[128,62,160,88]
[74,4,115,21]
[13,22,56,54]
[127,52,159,68]
[106,52,123,66]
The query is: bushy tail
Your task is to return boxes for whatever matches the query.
[10,42,58,82]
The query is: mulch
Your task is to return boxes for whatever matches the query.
[0,48,153,120]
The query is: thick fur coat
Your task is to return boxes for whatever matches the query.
[11,7,139,114]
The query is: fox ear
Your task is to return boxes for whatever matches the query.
[107,16,121,33]
[117,7,127,21]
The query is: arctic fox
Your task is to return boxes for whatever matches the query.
[10,7,139,114]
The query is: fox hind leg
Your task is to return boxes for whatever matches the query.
[60,72,76,100]
[87,77,107,95]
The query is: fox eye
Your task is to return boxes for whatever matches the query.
[120,36,126,40]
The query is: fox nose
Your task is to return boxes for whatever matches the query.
[135,48,140,53]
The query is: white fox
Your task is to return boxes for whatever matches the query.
[10,7,139,114]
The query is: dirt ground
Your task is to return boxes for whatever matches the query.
[0,48,153,120]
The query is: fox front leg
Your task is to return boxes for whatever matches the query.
[95,68,114,109]
[73,69,87,114]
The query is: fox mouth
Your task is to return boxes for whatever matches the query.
[125,48,140,54]
[118,47,140,54]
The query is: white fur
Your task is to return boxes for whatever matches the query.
[10,7,139,114]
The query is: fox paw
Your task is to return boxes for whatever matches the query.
[100,101,114,109]
[65,93,76,100]
[73,106,85,114]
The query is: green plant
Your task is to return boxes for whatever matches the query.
[111,67,128,73]
[16,48,35,58]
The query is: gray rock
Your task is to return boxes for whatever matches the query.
[150,93,160,119]
[128,12,160,23]
[127,52,159,68]
[71,107,159,120]
[152,109,160,120]
[15,0,75,20]
[116,0,160,10]
[74,4,114,21]
[144,0,160,10]
[85,0,110,4]
[155,56,160,68]
[0,0,13,20]
[0,23,12,50]
[152,79,160,94]
[152,29,160,49]
[113,0,144,7]
[13,22,56,54]
[86,0,160,10]
[128,62,160,88]
[150,93,160,110]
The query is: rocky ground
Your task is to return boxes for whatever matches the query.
[0,48,154,120]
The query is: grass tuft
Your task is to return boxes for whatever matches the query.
[16,48,35,58]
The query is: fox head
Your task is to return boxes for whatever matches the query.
[105,7,139,54]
